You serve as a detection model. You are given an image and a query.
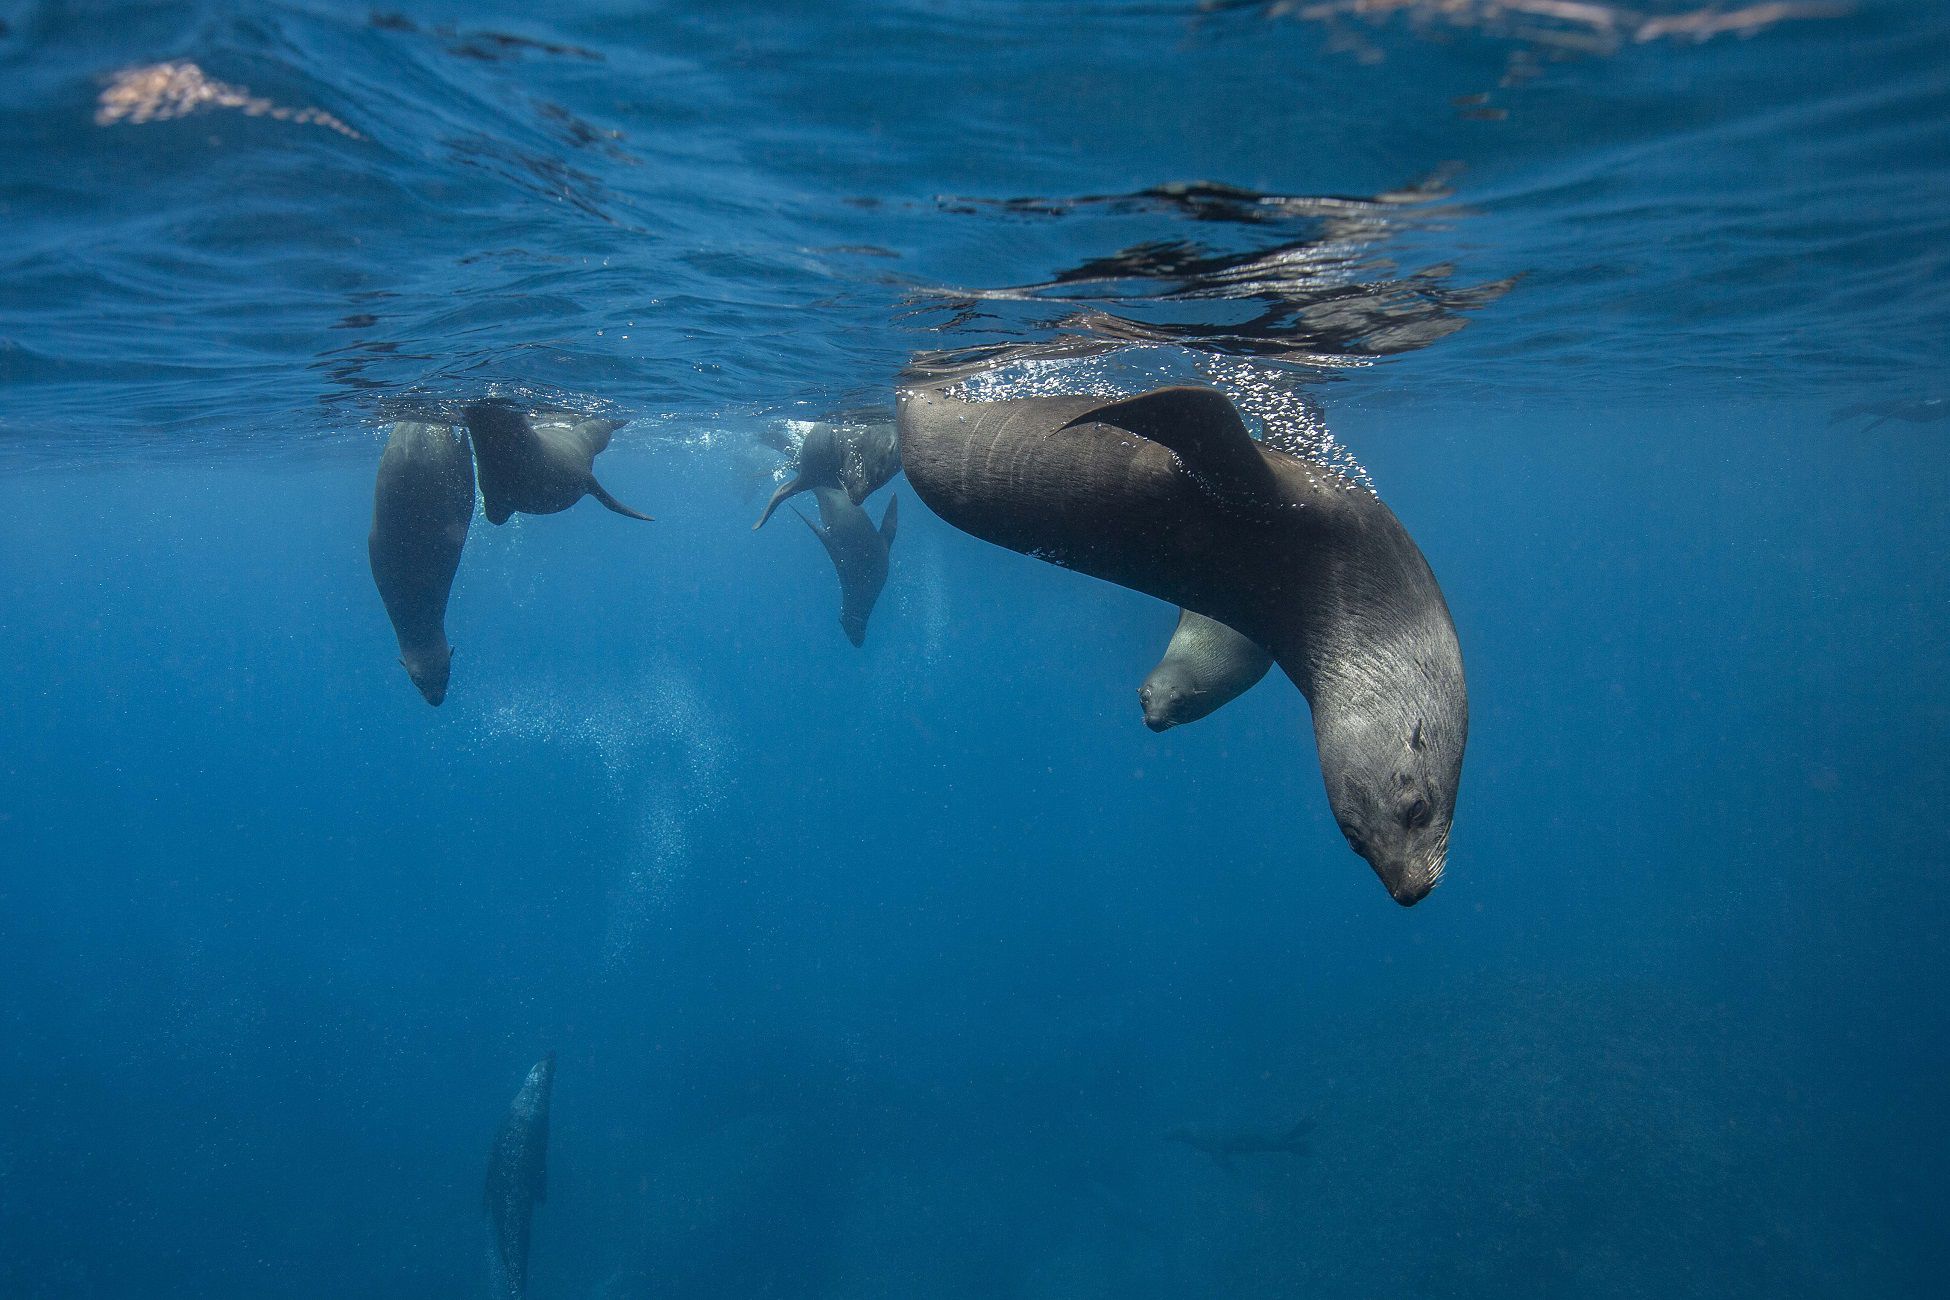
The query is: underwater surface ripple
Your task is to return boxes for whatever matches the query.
[0,0,1943,453]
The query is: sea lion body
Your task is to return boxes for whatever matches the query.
[462,402,651,526]
[753,413,899,529]
[1140,608,1274,731]
[368,421,475,706]
[897,383,1465,905]
[485,1053,555,1300]
[794,485,899,646]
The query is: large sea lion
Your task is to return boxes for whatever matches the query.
[1139,608,1274,731]
[897,382,1466,905]
[367,420,475,706]
[752,411,899,529]
[793,486,899,646]
[462,401,652,526]
[485,1052,555,1300]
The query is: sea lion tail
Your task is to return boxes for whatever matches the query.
[752,474,807,530]
[589,479,654,522]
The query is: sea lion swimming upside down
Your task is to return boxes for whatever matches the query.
[462,401,653,526]
[896,382,1467,905]
[752,411,900,530]
[368,420,475,706]
[793,486,899,646]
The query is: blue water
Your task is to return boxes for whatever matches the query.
[2,1,1947,1296]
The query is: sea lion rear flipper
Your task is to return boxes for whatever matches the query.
[753,474,808,531]
[879,493,898,547]
[588,478,654,522]
[1063,387,1274,498]
[792,503,844,567]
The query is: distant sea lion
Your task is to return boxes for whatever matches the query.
[1828,396,1947,430]
[897,382,1466,905]
[1165,1118,1313,1168]
[752,411,899,529]
[793,486,899,646]
[485,1052,555,1300]
[462,401,652,526]
[1139,608,1274,731]
[367,421,475,706]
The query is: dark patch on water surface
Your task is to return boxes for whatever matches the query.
[369,12,606,64]
[910,176,1517,371]
[934,172,1460,224]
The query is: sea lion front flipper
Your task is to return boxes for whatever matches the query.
[578,418,626,455]
[1063,386,1276,500]
[588,478,654,522]
[753,473,809,531]
[879,493,899,547]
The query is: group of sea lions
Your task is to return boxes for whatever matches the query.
[370,375,1468,905]
[367,402,650,705]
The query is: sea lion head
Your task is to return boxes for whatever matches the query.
[1137,664,1200,731]
[1315,692,1464,907]
[400,646,454,707]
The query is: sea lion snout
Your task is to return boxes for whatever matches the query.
[1337,804,1450,907]
[1382,869,1436,908]
[1138,682,1178,731]
[400,647,453,707]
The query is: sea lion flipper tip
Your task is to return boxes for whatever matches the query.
[879,493,899,545]
[752,474,806,530]
[792,503,844,565]
[589,479,653,522]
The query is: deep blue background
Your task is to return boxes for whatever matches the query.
[2,1,1948,1297]
[4,392,1945,1297]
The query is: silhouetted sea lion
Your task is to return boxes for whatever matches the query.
[1829,396,1947,430]
[1139,608,1273,731]
[793,486,898,646]
[1165,1118,1313,1168]
[462,401,652,526]
[367,421,474,706]
[485,1052,554,1300]
[752,411,899,529]
[897,381,1466,905]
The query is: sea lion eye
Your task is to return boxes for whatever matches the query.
[1403,798,1432,830]
[1409,720,1427,751]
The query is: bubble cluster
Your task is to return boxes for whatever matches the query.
[469,666,730,967]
